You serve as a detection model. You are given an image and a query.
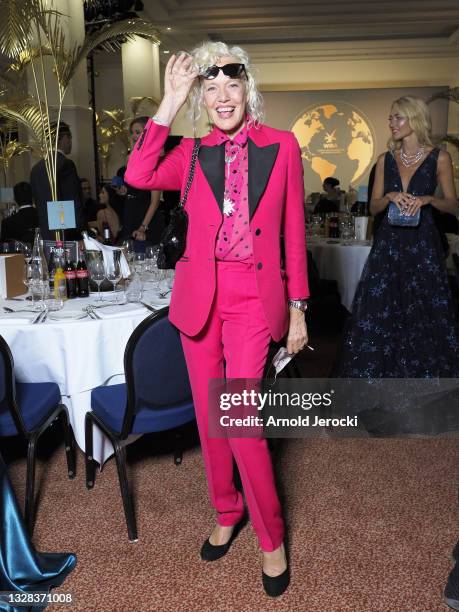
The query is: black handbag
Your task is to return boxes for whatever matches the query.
[157,139,201,269]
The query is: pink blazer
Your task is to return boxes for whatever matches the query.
[125,120,309,341]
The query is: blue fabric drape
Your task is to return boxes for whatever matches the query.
[0,452,76,612]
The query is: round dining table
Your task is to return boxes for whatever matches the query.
[308,238,372,311]
[0,289,171,465]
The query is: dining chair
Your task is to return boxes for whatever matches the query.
[85,307,195,542]
[0,335,76,533]
[306,249,345,333]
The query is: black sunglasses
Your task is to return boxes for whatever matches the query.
[201,63,247,80]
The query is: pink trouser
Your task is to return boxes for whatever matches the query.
[180,261,284,552]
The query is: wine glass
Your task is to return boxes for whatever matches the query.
[22,261,35,305]
[106,251,122,303]
[24,262,44,310]
[144,245,159,274]
[133,252,145,275]
[89,257,106,302]
[121,239,135,264]
[22,244,32,263]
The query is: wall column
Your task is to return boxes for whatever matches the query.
[121,37,161,116]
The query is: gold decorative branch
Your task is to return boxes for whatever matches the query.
[130,95,160,118]
[0,2,160,200]
[427,88,459,155]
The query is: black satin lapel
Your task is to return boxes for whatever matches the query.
[198,144,225,213]
[248,140,280,218]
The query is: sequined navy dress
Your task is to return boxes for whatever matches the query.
[338,148,459,379]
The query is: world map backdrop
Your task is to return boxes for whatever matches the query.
[263,87,448,195]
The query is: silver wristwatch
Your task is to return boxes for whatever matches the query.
[288,299,308,311]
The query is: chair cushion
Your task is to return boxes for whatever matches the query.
[91,384,195,435]
[0,382,61,436]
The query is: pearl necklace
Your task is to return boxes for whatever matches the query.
[400,146,425,167]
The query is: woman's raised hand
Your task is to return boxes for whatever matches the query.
[164,53,199,107]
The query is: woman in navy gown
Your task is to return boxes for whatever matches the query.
[337,96,459,432]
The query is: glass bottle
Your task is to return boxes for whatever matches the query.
[102,222,111,245]
[76,260,89,297]
[54,256,67,301]
[64,259,77,299]
[32,227,49,282]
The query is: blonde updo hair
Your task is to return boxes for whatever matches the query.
[387,96,433,151]
[187,41,264,128]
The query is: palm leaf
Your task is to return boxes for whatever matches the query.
[60,19,160,89]
[38,8,72,97]
[0,140,32,168]
[0,0,58,59]
[427,88,459,105]
[0,99,51,155]
[0,0,31,58]
[0,116,18,133]
[102,109,125,123]
[0,67,24,94]
[97,108,130,152]
[441,134,459,150]
[7,44,54,74]
[130,96,160,117]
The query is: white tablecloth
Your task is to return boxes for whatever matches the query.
[308,239,372,311]
[0,290,170,465]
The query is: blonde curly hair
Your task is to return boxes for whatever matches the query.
[187,41,264,128]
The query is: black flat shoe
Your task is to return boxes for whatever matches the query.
[200,517,246,562]
[262,567,290,597]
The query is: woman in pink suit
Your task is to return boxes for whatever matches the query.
[125,41,309,597]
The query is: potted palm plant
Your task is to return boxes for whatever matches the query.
[0,0,159,221]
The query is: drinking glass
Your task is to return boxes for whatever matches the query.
[22,244,32,262]
[27,263,45,310]
[89,258,106,301]
[145,245,159,261]
[145,245,159,274]
[106,251,122,303]
[22,261,35,305]
[125,274,143,303]
[121,239,135,264]
[133,252,145,275]
[310,215,321,238]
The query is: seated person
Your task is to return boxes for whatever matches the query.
[96,186,120,245]
[314,177,340,215]
[0,181,38,244]
[109,175,127,222]
[80,178,101,225]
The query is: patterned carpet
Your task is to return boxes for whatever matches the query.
[5,432,458,611]
[3,330,458,611]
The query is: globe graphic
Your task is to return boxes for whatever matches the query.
[290,102,375,193]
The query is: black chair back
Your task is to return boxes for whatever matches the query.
[0,335,27,436]
[121,308,193,438]
[452,253,459,284]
